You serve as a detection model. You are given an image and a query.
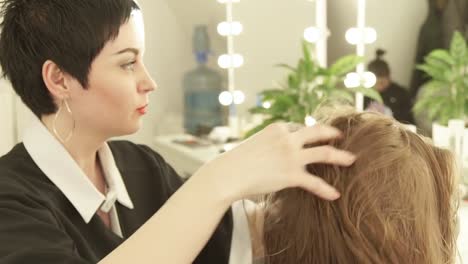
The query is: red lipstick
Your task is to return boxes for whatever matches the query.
[137,104,148,115]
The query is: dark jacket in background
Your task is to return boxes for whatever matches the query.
[365,82,415,124]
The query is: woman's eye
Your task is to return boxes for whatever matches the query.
[122,61,136,71]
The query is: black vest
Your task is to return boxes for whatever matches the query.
[0,141,233,263]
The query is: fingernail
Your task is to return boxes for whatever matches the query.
[330,190,341,200]
[343,152,356,162]
[327,126,340,135]
[333,129,342,136]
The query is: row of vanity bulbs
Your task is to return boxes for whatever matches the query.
[215,0,378,127]
[303,1,378,90]
[216,0,244,107]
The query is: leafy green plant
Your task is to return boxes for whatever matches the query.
[413,31,468,126]
[244,41,382,138]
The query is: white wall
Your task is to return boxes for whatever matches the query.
[328,0,428,88]
[120,0,189,143]
[166,0,226,70]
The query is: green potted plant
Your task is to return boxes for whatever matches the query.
[413,31,467,176]
[244,41,382,138]
[414,31,467,126]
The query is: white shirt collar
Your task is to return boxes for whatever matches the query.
[23,116,134,223]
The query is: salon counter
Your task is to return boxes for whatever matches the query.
[153,134,222,178]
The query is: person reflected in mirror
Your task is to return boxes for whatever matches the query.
[364,49,415,125]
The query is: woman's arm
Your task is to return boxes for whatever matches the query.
[99,172,232,264]
[100,123,355,263]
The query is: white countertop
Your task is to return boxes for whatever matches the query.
[153,134,222,178]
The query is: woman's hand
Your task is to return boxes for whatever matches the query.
[193,122,356,204]
[101,122,355,264]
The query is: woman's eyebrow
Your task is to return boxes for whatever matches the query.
[113,47,139,56]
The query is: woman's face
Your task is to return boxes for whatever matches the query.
[67,12,156,138]
[375,76,390,92]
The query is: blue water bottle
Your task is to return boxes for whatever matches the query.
[183,25,224,135]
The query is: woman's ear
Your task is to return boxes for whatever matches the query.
[42,60,70,100]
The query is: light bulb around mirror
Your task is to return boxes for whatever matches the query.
[217,21,243,36]
[365,28,377,44]
[217,55,230,69]
[262,101,272,109]
[304,27,321,43]
[232,54,244,68]
[344,72,361,88]
[219,91,233,106]
[233,90,245,105]
[363,71,377,88]
[217,54,244,69]
[305,115,317,127]
[345,28,359,45]
[345,27,377,45]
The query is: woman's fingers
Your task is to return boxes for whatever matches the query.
[295,144,355,201]
[292,124,342,146]
[299,146,356,166]
[296,172,341,200]
[212,121,355,201]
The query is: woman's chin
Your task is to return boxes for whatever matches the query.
[111,120,142,138]
[126,120,142,135]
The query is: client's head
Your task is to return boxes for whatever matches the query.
[261,109,458,264]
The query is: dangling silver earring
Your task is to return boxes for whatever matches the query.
[53,99,75,143]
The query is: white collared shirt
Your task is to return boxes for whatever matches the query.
[22,115,253,262]
[23,116,133,237]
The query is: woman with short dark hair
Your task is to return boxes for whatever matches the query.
[0,1,356,263]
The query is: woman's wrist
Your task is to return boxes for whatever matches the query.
[191,163,240,207]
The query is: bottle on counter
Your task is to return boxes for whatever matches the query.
[183,25,224,136]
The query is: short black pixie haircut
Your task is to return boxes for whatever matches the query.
[0,0,140,117]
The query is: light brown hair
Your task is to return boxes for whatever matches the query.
[260,109,459,264]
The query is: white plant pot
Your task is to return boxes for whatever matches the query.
[432,121,468,180]
[432,122,468,152]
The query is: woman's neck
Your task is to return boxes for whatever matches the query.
[41,114,106,188]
